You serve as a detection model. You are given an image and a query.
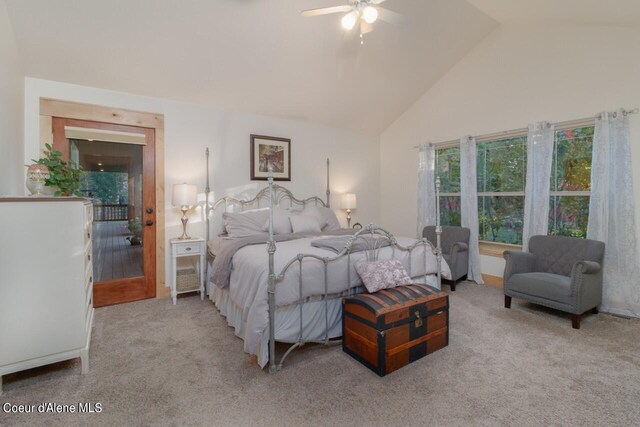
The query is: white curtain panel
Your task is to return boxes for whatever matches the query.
[522,121,555,251]
[587,110,640,317]
[459,136,483,284]
[417,143,436,237]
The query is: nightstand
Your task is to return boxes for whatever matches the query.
[169,237,206,304]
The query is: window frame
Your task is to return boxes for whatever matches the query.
[476,133,527,245]
[547,123,594,237]
[432,120,595,252]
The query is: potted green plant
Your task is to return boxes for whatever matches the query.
[127,217,143,246]
[33,143,83,196]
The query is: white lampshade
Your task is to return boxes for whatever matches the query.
[341,193,357,210]
[172,183,198,207]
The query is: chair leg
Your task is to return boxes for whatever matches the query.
[504,295,511,309]
[591,307,599,314]
[450,280,456,292]
[571,314,580,329]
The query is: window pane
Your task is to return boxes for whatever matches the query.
[548,196,590,238]
[439,196,461,226]
[478,196,524,244]
[477,136,527,193]
[552,127,594,191]
[435,147,460,193]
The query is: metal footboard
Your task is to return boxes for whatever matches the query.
[265,168,442,373]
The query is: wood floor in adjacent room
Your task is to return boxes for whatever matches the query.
[2,284,639,426]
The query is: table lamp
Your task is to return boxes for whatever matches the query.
[172,183,198,239]
[341,193,357,228]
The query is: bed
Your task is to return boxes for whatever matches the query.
[204,152,450,371]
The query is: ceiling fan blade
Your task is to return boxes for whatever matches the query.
[302,5,352,17]
[360,20,374,35]
[368,0,387,4]
[376,7,409,26]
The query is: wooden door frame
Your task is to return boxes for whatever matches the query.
[53,117,156,306]
[40,99,168,299]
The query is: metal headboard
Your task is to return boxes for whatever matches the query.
[204,149,331,243]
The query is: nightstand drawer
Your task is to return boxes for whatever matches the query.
[176,243,201,255]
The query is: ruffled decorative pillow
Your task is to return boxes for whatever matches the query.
[355,259,412,293]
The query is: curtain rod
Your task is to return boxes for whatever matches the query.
[412,108,639,149]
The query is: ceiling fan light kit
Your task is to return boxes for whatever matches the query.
[302,0,407,43]
[362,6,378,24]
[341,11,358,30]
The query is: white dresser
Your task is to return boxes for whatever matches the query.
[0,197,94,394]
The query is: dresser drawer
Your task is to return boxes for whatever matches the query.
[176,242,202,255]
[86,286,93,316]
[85,264,93,293]
[84,226,92,244]
[85,241,93,265]
[84,203,93,226]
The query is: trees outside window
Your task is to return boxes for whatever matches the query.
[548,126,593,238]
[432,125,594,245]
[80,171,129,205]
[435,146,461,226]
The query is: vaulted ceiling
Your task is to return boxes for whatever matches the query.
[5,0,497,134]
[5,1,639,134]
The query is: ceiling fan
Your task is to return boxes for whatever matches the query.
[302,0,408,42]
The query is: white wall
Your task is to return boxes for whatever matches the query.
[380,25,640,278]
[0,0,23,195]
[24,78,380,284]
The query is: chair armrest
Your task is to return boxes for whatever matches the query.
[452,242,468,252]
[503,251,536,283]
[570,260,604,313]
[574,260,601,274]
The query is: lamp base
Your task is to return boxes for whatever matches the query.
[346,209,352,229]
[178,206,191,240]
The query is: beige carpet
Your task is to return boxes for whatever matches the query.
[1,284,639,426]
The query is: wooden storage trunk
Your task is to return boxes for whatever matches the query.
[342,284,449,376]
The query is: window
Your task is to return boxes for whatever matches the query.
[433,124,594,246]
[435,146,461,226]
[549,126,594,238]
[477,136,527,245]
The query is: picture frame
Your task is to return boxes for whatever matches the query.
[250,134,291,181]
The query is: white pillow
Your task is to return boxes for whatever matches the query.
[261,206,293,234]
[301,205,328,228]
[289,214,322,234]
[222,208,269,238]
[302,205,341,231]
[319,206,341,231]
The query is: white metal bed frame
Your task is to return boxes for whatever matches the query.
[204,149,443,373]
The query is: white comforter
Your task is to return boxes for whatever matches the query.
[212,235,451,360]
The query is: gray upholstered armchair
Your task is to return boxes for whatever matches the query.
[423,226,470,291]
[503,235,605,329]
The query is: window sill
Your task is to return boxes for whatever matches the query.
[479,241,522,258]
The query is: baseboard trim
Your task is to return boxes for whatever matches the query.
[482,274,503,288]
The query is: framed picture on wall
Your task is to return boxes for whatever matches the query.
[250,134,291,181]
